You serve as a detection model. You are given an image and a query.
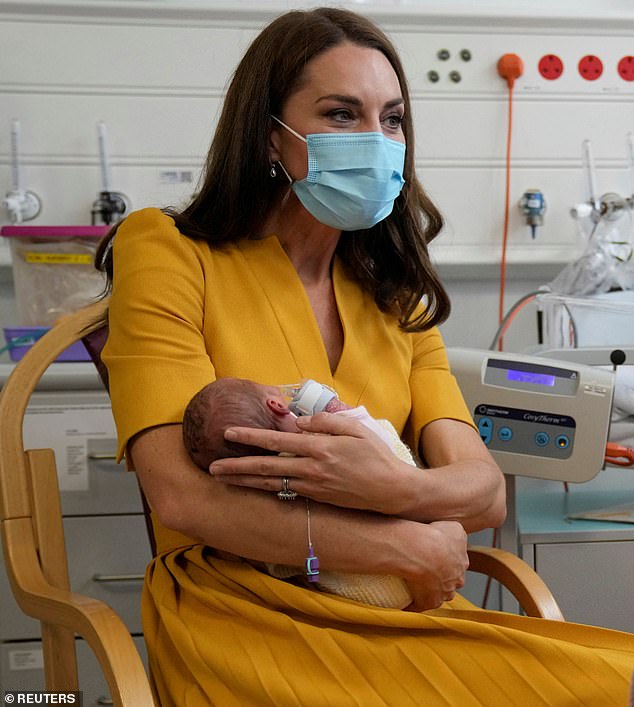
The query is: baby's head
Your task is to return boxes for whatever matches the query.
[182,377,297,470]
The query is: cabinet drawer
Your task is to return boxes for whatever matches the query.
[60,448,144,517]
[534,540,634,631]
[0,515,150,640]
[0,636,148,704]
[65,515,151,635]
[23,391,143,516]
[1,641,46,692]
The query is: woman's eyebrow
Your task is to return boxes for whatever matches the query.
[315,94,362,106]
[384,98,405,109]
[315,94,405,109]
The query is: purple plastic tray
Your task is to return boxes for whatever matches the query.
[3,327,90,362]
[0,225,110,239]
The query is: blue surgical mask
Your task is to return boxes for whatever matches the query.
[271,116,406,231]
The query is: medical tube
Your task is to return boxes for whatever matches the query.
[582,139,600,211]
[10,119,22,192]
[97,120,112,193]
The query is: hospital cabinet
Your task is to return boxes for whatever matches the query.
[517,464,634,632]
[0,363,151,702]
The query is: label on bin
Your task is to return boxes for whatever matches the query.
[23,251,94,265]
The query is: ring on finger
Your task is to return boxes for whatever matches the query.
[277,476,298,501]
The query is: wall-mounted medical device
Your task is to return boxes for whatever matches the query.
[91,121,130,226]
[570,137,634,225]
[518,188,546,238]
[448,347,614,482]
[2,119,42,224]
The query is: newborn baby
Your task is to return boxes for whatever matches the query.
[182,377,415,609]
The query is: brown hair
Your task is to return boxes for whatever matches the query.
[96,7,449,330]
[182,378,279,469]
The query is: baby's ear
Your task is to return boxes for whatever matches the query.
[266,397,290,416]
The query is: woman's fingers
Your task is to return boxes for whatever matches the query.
[209,414,409,511]
[211,415,372,470]
[212,472,301,496]
[224,426,304,455]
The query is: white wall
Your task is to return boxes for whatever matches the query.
[1,0,633,354]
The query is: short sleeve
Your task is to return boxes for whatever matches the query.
[102,209,215,461]
[404,325,475,454]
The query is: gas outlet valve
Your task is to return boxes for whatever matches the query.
[519,189,546,238]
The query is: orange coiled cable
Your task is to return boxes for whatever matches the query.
[498,80,514,351]
[605,442,634,466]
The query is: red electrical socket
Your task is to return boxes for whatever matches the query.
[497,53,524,88]
[617,56,634,81]
[578,54,603,80]
[538,54,564,80]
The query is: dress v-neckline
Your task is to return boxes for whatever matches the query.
[237,236,371,405]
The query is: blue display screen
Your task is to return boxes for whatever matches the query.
[507,369,556,387]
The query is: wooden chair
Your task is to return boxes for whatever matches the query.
[0,301,564,706]
[0,298,153,706]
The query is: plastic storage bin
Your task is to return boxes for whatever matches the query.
[0,225,109,327]
[2,326,90,362]
[538,290,634,349]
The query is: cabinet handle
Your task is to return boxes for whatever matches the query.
[92,573,145,583]
[96,698,114,706]
[87,452,117,460]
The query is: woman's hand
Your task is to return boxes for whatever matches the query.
[209,412,417,514]
[209,413,506,534]
[403,520,469,612]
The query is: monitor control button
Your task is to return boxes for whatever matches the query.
[535,432,550,447]
[478,417,493,445]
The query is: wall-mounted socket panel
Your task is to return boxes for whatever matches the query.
[403,32,634,95]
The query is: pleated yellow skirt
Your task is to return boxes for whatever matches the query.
[142,546,634,707]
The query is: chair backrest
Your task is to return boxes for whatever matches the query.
[0,298,154,706]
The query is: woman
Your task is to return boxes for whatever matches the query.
[99,8,634,706]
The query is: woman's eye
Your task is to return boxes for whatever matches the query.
[383,114,404,129]
[327,109,355,123]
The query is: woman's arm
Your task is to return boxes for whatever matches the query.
[210,414,506,534]
[131,423,468,610]
[416,418,506,532]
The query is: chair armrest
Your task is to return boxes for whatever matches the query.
[3,518,154,707]
[467,545,565,621]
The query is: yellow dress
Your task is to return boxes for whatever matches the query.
[104,209,634,707]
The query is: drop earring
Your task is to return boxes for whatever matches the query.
[270,162,277,178]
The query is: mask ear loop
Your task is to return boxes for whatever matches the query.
[276,160,293,185]
[271,115,307,143]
